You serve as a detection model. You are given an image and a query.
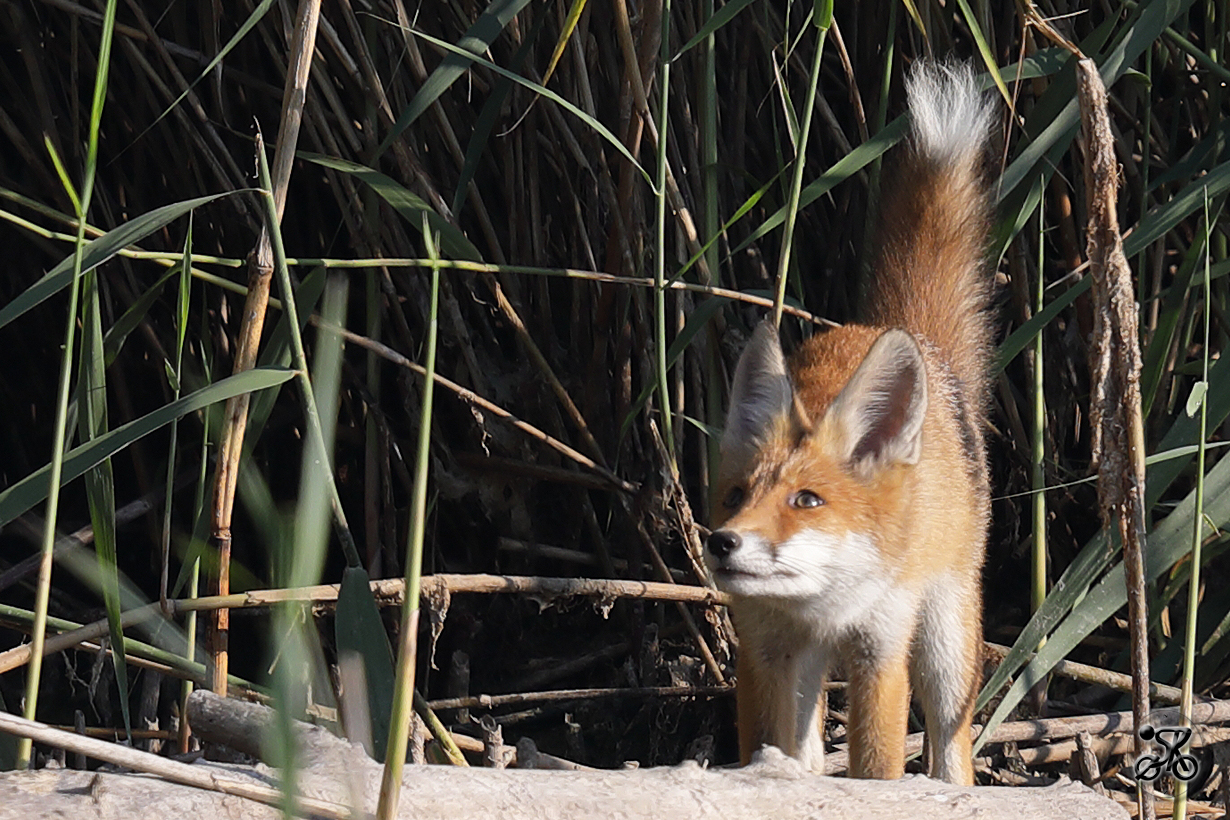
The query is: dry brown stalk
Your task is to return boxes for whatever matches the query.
[170,573,733,612]
[208,0,324,699]
[1076,56,1153,820]
[985,642,1183,704]
[427,684,732,712]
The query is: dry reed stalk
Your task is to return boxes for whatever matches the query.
[208,0,323,697]
[985,642,1183,704]
[426,684,731,711]
[167,573,734,611]
[1076,56,1153,820]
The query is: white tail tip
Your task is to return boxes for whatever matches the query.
[906,61,994,165]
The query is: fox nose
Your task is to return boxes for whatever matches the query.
[707,529,742,558]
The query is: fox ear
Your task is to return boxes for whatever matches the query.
[722,321,798,454]
[827,329,927,476]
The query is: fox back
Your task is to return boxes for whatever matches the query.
[706,62,995,785]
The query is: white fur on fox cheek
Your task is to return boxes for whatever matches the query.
[716,529,890,609]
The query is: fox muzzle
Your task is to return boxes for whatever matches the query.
[706,529,742,558]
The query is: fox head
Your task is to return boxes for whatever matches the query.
[706,321,929,609]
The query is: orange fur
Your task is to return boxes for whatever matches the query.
[706,62,994,785]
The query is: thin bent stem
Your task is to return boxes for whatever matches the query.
[1174,190,1213,820]
[378,221,446,820]
[700,0,721,505]
[1032,185,1048,629]
[772,21,828,328]
[17,212,87,771]
[255,137,361,570]
[18,0,118,770]
[654,0,676,468]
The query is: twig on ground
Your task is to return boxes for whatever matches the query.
[0,710,353,819]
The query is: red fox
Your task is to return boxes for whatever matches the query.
[706,61,995,786]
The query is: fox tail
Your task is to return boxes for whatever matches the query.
[863,60,996,405]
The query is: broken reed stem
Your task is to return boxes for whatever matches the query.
[426,685,732,712]
[207,0,322,697]
[167,574,734,611]
[207,230,271,694]
[1076,57,1153,820]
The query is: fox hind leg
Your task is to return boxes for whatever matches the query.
[911,574,981,785]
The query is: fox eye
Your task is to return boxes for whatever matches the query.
[723,486,745,509]
[791,490,824,509]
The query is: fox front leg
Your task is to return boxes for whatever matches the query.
[845,642,912,780]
